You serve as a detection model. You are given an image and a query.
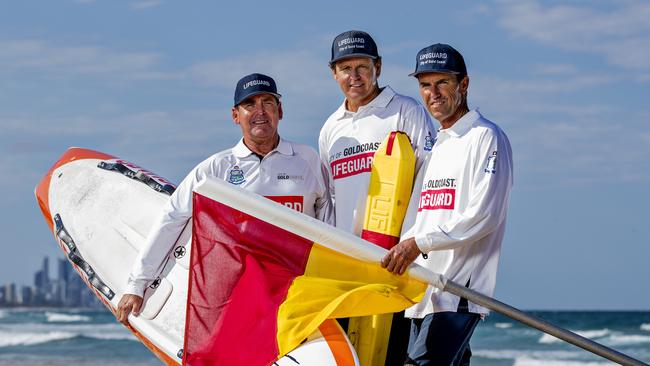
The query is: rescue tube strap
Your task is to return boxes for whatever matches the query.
[54,214,115,300]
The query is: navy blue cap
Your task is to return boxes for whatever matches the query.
[233,73,281,106]
[330,30,379,66]
[409,44,467,77]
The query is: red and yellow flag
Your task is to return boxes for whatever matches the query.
[183,189,426,366]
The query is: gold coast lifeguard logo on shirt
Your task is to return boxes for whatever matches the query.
[329,142,380,180]
[418,178,456,211]
[228,165,245,185]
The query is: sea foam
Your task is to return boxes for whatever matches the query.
[495,322,513,329]
[0,330,136,347]
[0,331,75,347]
[539,329,610,344]
[474,349,579,360]
[641,323,650,332]
[45,312,91,322]
[513,358,613,366]
[0,322,137,347]
[85,331,137,341]
[605,334,650,346]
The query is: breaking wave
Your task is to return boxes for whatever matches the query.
[45,312,91,323]
[605,334,650,346]
[0,331,75,347]
[0,324,136,347]
[539,329,610,344]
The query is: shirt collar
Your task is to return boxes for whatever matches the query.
[437,108,481,139]
[232,137,294,158]
[335,85,396,120]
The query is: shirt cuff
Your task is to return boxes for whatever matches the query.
[124,281,147,297]
[414,233,431,253]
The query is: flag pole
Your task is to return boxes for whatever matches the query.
[441,280,647,366]
[194,177,648,366]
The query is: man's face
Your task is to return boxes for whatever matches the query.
[332,57,381,107]
[417,72,469,127]
[231,93,282,145]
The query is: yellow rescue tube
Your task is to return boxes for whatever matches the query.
[349,131,416,365]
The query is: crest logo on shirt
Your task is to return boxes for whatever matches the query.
[228,165,245,185]
[424,133,435,151]
[484,151,497,174]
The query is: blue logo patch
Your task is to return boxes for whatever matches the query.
[228,165,246,185]
[484,151,497,174]
[424,134,435,151]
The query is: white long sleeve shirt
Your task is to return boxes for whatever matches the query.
[125,138,334,296]
[402,109,513,317]
[318,86,436,235]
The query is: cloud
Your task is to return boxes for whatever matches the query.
[641,132,650,143]
[533,63,578,75]
[0,39,163,79]
[638,74,650,82]
[1,109,226,149]
[186,49,332,93]
[469,72,650,188]
[496,0,650,70]
[474,74,619,95]
[130,0,163,10]
[184,46,341,141]
[0,107,234,199]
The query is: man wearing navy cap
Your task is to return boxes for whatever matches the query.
[382,44,513,365]
[117,73,333,324]
[320,30,435,236]
[319,29,436,365]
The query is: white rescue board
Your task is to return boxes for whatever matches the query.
[35,148,359,366]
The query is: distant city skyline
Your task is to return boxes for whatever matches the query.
[1,256,102,308]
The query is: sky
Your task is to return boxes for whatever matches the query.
[1,0,649,310]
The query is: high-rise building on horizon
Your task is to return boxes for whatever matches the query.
[19,286,33,305]
[1,255,107,309]
[4,283,16,305]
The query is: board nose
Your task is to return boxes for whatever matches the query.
[34,147,116,232]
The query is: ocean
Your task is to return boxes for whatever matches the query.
[0,308,648,365]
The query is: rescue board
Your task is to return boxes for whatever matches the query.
[35,147,359,366]
[349,131,416,365]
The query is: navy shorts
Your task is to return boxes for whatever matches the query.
[405,312,480,366]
